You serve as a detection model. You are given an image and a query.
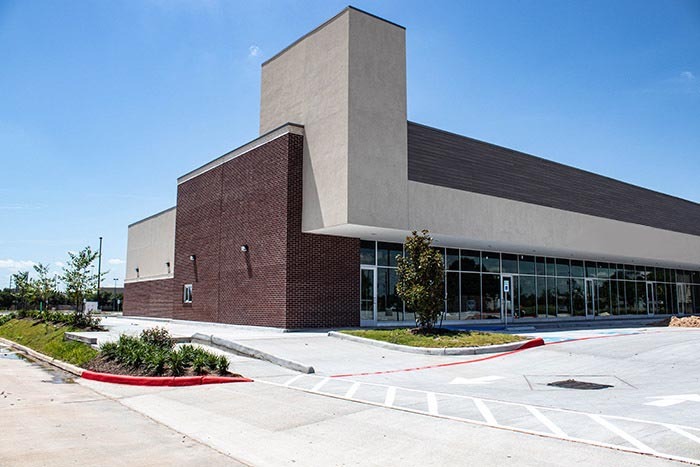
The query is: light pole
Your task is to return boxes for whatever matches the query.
[113,278,118,311]
[96,236,103,310]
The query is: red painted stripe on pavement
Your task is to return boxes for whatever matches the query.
[330,331,660,378]
[331,338,545,378]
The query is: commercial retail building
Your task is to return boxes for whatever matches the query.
[125,7,700,328]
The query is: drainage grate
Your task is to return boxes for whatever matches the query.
[547,379,613,390]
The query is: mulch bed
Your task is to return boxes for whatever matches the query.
[85,354,242,378]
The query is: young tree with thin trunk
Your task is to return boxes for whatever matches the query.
[33,262,56,313]
[396,230,445,330]
[11,271,34,311]
[61,247,104,314]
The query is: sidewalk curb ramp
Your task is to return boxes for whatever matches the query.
[327,332,545,355]
[191,333,315,374]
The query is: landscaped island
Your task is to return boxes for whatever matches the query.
[340,328,525,348]
[87,328,238,377]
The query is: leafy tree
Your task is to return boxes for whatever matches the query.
[61,247,105,313]
[32,262,57,311]
[0,288,14,310]
[396,230,445,330]
[11,271,35,311]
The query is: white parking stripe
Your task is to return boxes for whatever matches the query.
[473,399,497,425]
[385,387,397,407]
[526,406,567,438]
[311,377,329,392]
[257,378,700,465]
[589,414,657,454]
[283,374,304,387]
[345,382,360,398]
[664,424,700,445]
[427,392,439,415]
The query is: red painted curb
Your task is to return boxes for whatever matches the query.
[517,337,545,350]
[331,337,547,378]
[81,370,253,386]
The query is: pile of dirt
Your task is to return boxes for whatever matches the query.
[668,316,700,328]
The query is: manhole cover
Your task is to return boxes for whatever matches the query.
[547,379,613,390]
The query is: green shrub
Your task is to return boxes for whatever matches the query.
[140,327,173,350]
[146,349,168,376]
[192,353,208,375]
[216,355,229,376]
[0,313,16,326]
[206,353,220,373]
[168,349,186,376]
[100,341,119,361]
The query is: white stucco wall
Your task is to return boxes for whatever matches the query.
[260,7,407,232]
[260,9,350,230]
[125,207,176,283]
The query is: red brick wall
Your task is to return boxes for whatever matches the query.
[130,132,360,328]
[285,134,360,328]
[124,279,174,318]
[172,164,223,323]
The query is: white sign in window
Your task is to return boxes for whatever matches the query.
[183,284,193,303]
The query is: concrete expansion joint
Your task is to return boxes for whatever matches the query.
[327,331,544,355]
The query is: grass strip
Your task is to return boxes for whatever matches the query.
[341,328,525,348]
[0,318,97,366]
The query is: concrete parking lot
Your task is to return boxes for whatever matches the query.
[3,318,700,465]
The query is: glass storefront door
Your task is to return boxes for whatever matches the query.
[677,283,693,315]
[501,275,514,324]
[360,266,376,325]
[646,282,656,316]
[585,278,596,318]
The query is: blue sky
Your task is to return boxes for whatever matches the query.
[1,0,699,288]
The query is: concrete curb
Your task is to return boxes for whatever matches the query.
[0,337,84,376]
[81,370,252,386]
[327,331,545,355]
[192,333,315,374]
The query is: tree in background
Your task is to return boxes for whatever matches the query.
[11,271,35,311]
[396,230,445,330]
[33,263,57,314]
[62,247,105,314]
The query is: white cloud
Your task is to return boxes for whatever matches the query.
[108,258,126,265]
[0,259,36,270]
[249,45,261,57]
[54,261,65,268]
[680,71,696,81]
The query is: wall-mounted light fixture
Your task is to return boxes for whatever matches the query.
[135,267,140,278]
[240,245,249,252]
[189,255,196,261]
[166,261,171,273]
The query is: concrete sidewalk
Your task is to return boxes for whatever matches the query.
[0,344,241,466]
[90,316,675,377]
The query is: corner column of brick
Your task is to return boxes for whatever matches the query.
[285,133,360,328]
